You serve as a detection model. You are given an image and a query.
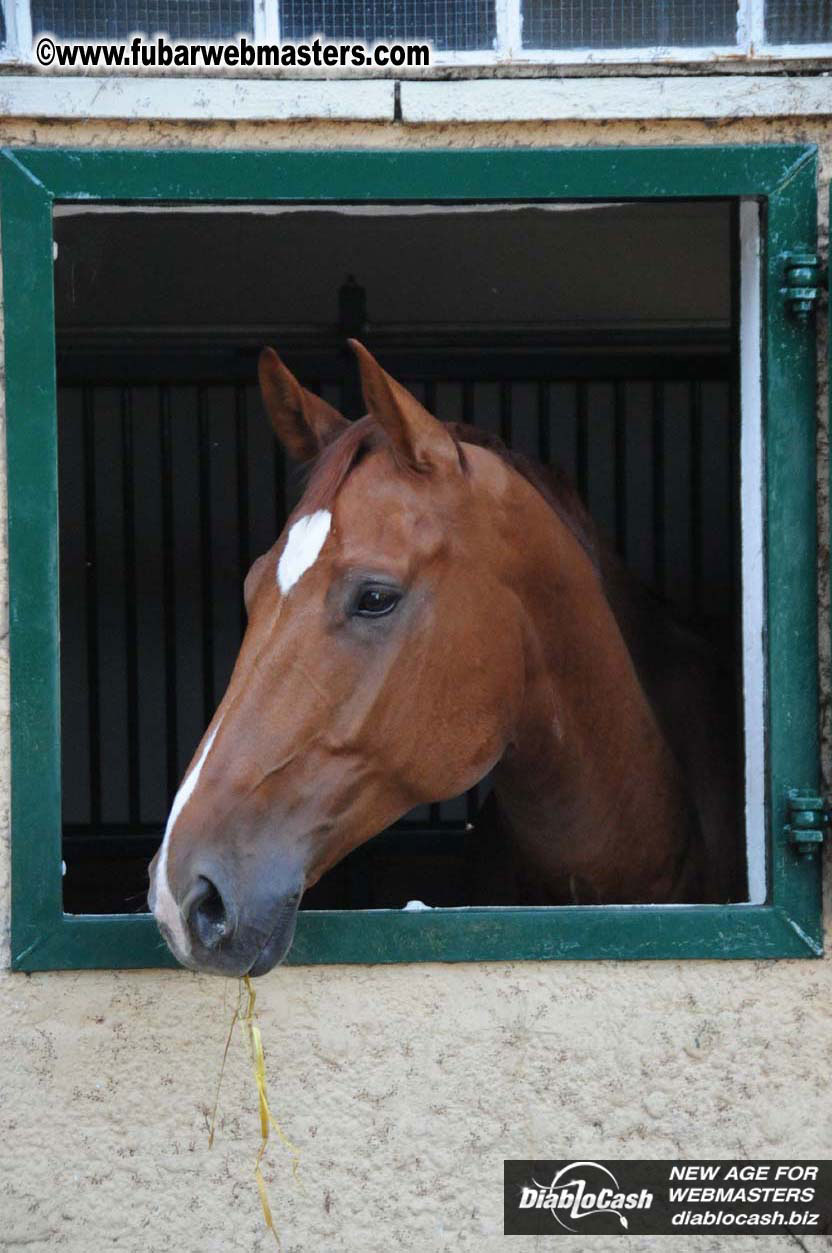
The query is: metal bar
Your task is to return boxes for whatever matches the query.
[576,382,588,502]
[652,380,666,595]
[62,833,162,860]
[159,385,178,803]
[273,433,286,535]
[463,380,487,828]
[56,345,733,387]
[462,380,474,427]
[466,784,479,825]
[689,379,703,616]
[424,378,437,419]
[537,380,550,464]
[499,379,512,444]
[614,380,627,560]
[342,352,364,421]
[197,387,215,722]
[120,386,140,826]
[81,386,101,829]
[234,384,250,640]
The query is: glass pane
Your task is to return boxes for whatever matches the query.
[279,0,496,51]
[522,0,738,48]
[765,0,832,43]
[31,1,253,38]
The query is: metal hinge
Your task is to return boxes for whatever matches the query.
[784,789,829,857]
[782,253,824,323]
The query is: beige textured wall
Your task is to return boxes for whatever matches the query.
[0,115,830,1253]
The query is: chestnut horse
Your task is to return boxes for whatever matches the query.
[148,341,742,976]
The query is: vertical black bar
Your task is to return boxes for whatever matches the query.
[537,380,550,464]
[461,338,480,822]
[462,380,474,428]
[689,379,703,617]
[499,380,512,445]
[418,361,439,824]
[576,382,588,502]
[235,384,250,640]
[466,783,479,825]
[159,385,178,803]
[342,354,363,421]
[614,380,627,560]
[652,380,666,596]
[348,846,369,908]
[197,386,214,722]
[273,435,286,536]
[424,378,437,421]
[82,386,101,829]
[120,387,140,826]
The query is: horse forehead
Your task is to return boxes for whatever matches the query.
[277,509,332,594]
[333,469,447,558]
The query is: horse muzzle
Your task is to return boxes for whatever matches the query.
[150,850,304,977]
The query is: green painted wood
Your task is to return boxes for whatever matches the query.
[2,144,816,205]
[764,159,823,954]
[7,904,820,972]
[1,156,64,972]
[0,144,822,970]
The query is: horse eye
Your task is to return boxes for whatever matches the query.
[354,588,401,618]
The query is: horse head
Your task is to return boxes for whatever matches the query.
[148,342,542,975]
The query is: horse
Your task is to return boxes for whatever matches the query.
[148,340,743,976]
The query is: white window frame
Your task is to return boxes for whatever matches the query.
[2,0,830,65]
[0,0,31,63]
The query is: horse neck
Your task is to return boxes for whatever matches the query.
[490,485,700,905]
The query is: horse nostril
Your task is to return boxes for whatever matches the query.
[185,875,231,951]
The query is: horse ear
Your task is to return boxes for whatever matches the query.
[348,339,460,474]
[258,346,348,462]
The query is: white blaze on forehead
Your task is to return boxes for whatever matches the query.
[152,718,222,958]
[277,509,332,595]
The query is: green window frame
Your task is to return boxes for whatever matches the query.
[1,145,822,970]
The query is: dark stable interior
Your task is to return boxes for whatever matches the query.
[54,201,741,914]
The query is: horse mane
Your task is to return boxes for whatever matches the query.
[447,421,600,568]
[299,414,600,568]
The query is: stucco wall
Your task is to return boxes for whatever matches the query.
[0,114,830,1253]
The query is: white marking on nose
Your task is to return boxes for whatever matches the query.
[152,717,222,958]
[277,509,331,595]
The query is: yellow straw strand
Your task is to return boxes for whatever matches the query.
[208,974,301,1247]
[241,975,302,1176]
[207,999,240,1150]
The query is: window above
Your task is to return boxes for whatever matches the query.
[279,0,496,52]
[522,0,739,51]
[29,0,254,40]
[0,0,829,62]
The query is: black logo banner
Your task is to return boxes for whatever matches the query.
[504,1160,832,1235]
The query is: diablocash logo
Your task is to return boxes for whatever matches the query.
[519,1161,654,1232]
